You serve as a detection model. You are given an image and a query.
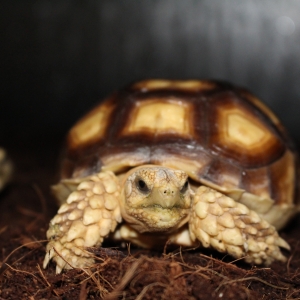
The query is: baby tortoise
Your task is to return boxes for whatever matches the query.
[44,80,300,274]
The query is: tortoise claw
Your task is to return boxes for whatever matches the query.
[276,237,290,250]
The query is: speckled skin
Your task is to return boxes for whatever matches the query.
[43,80,299,274]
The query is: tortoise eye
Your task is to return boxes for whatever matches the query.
[136,178,150,194]
[180,180,189,194]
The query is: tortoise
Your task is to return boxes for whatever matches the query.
[0,147,12,192]
[43,79,300,274]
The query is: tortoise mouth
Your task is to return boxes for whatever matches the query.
[140,204,185,210]
[124,206,190,233]
[142,206,183,222]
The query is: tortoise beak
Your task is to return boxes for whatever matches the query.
[150,186,182,209]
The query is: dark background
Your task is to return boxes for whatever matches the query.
[1,1,300,149]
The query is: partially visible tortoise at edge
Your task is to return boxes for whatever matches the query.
[43,79,300,274]
[0,147,12,192]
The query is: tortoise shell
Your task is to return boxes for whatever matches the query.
[59,80,298,228]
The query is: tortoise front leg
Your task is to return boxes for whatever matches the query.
[189,186,290,265]
[43,171,122,274]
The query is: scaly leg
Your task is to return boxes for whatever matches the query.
[189,186,290,265]
[43,171,122,273]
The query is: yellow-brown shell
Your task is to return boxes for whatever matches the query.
[60,80,299,212]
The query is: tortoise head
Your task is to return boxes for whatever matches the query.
[120,165,192,233]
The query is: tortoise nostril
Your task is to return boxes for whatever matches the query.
[163,189,175,195]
